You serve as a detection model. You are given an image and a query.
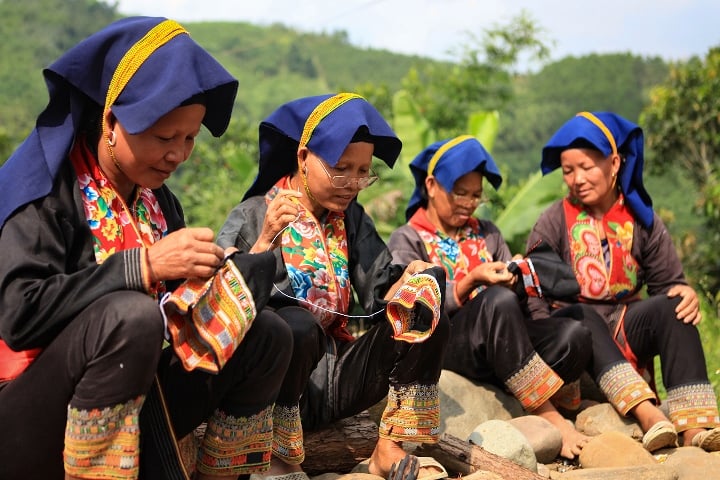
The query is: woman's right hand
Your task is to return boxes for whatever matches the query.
[469,261,514,287]
[251,189,302,253]
[146,227,225,281]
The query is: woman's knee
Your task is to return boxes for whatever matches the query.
[85,291,164,354]
[277,306,324,353]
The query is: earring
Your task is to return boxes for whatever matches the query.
[107,130,117,147]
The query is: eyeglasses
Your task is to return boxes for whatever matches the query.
[449,191,489,208]
[315,156,379,189]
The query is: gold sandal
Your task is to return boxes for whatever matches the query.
[642,420,678,452]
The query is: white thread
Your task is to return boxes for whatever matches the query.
[269,219,385,320]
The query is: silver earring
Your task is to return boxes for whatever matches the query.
[107,130,117,147]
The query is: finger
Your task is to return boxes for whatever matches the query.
[188,226,216,242]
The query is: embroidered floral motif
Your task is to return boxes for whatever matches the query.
[564,195,639,302]
[409,208,492,300]
[267,177,351,334]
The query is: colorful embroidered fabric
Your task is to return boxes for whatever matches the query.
[196,406,274,476]
[272,404,305,465]
[597,362,656,415]
[505,352,563,411]
[408,208,492,301]
[666,383,720,431]
[269,176,353,341]
[163,256,257,374]
[386,273,442,343]
[72,139,167,269]
[508,258,543,298]
[563,195,640,302]
[379,383,440,443]
[64,396,144,479]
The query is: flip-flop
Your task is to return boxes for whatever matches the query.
[691,427,720,452]
[249,472,310,480]
[353,456,448,480]
[642,420,678,452]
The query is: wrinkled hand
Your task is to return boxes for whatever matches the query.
[252,189,302,252]
[146,227,224,281]
[667,284,701,325]
[402,260,435,278]
[384,260,436,301]
[470,261,515,287]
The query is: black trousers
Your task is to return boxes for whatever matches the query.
[583,295,710,389]
[0,291,292,480]
[273,305,450,431]
[443,286,593,389]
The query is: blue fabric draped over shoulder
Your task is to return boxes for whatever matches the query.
[405,135,502,221]
[0,16,238,228]
[541,111,654,228]
[243,93,402,200]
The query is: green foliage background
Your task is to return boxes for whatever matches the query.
[1,0,718,397]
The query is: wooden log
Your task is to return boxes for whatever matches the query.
[303,411,379,475]
[414,433,544,480]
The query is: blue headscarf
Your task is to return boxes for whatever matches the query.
[0,16,238,228]
[406,135,502,220]
[243,93,402,199]
[541,112,653,228]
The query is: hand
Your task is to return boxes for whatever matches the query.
[469,261,515,287]
[252,189,302,252]
[146,227,225,281]
[667,284,702,325]
[384,260,435,301]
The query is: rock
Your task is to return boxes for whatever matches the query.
[468,419,538,472]
[438,369,523,440]
[508,415,562,464]
[550,464,679,479]
[662,445,720,479]
[578,431,657,468]
[575,403,642,439]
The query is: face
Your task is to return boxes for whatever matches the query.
[300,141,375,213]
[103,103,206,195]
[426,171,484,229]
[560,147,620,208]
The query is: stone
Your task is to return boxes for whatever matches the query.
[468,419,538,472]
[508,415,562,464]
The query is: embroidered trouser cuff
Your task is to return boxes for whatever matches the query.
[667,383,720,432]
[196,405,273,476]
[64,396,144,480]
[598,362,656,416]
[272,404,305,465]
[506,352,564,412]
[379,383,440,443]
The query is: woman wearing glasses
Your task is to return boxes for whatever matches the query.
[217,93,450,480]
[388,136,596,460]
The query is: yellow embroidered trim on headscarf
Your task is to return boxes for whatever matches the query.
[576,112,617,156]
[427,135,474,176]
[299,93,363,148]
[104,20,188,113]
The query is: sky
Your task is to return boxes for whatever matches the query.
[114,0,720,69]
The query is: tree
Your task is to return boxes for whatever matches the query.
[399,10,551,140]
[641,47,720,299]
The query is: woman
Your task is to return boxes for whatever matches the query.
[217,93,450,480]
[0,17,292,479]
[387,135,596,459]
[526,111,720,452]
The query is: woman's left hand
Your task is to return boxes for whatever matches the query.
[384,260,435,301]
[667,284,702,325]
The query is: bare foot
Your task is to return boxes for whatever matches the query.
[533,400,589,459]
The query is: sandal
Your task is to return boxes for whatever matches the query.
[691,427,720,452]
[642,420,678,452]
